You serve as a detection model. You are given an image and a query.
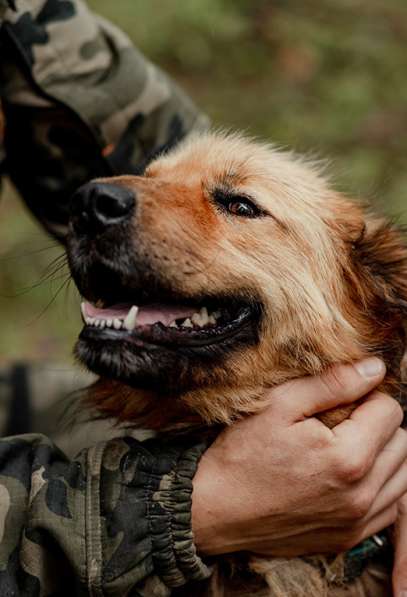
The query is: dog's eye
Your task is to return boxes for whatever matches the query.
[228,200,257,217]
[213,190,263,218]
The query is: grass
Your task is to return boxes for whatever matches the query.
[1,0,406,360]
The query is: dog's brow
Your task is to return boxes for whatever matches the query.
[213,170,247,188]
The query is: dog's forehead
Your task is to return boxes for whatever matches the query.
[149,132,330,204]
[149,136,251,186]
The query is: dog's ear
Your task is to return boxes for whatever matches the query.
[329,197,407,311]
[353,216,407,312]
[350,215,407,393]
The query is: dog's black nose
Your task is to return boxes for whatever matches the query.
[70,182,135,233]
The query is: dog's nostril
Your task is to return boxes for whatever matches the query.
[93,184,135,223]
[70,182,135,232]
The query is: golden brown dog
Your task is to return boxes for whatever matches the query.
[67,132,407,596]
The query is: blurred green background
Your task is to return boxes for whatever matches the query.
[0,0,406,362]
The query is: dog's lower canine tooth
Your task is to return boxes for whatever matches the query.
[182,318,193,328]
[169,321,178,328]
[124,305,139,331]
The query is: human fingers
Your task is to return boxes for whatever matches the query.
[364,429,407,514]
[339,503,397,553]
[321,430,407,534]
[272,358,386,422]
[369,461,407,519]
[333,393,403,474]
[393,494,407,597]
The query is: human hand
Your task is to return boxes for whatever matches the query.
[393,494,407,597]
[192,358,407,557]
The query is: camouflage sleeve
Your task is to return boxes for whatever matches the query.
[0,106,4,181]
[0,0,209,239]
[0,433,211,596]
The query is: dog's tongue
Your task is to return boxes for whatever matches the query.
[82,302,195,326]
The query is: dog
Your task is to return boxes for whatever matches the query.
[66,131,407,596]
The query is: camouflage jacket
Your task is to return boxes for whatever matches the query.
[0,0,209,240]
[0,0,212,594]
[0,431,209,596]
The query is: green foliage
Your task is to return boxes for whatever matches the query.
[1,0,406,359]
[87,0,407,212]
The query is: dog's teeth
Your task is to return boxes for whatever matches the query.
[100,320,106,329]
[191,313,203,327]
[182,318,193,328]
[169,321,178,328]
[191,308,212,328]
[113,318,122,330]
[124,305,139,331]
[80,302,87,321]
[105,319,113,328]
[212,310,221,320]
[207,315,216,325]
[199,307,209,326]
[94,319,100,327]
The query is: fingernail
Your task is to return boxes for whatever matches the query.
[355,357,385,378]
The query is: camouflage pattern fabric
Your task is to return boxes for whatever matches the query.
[0,432,210,596]
[0,0,209,239]
[0,363,212,596]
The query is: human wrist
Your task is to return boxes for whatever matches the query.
[192,450,243,556]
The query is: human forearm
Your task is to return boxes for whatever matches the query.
[0,0,209,239]
[0,433,210,595]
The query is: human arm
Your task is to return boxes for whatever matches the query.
[192,358,407,558]
[0,0,209,239]
[0,433,210,596]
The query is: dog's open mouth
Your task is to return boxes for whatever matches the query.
[71,259,261,387]
[80,299,255,347]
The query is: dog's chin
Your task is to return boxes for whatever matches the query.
[74,336,191,391]
[75,300,261,392]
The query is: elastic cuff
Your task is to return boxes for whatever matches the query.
[142,440,212,588]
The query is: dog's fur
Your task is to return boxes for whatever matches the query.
[70,132,407,596]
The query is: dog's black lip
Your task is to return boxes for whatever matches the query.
[79,305,256,349]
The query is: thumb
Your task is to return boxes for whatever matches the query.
[272,358,386,420]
